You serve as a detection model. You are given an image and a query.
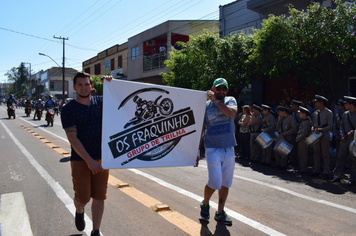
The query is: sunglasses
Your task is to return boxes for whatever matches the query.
[215,86,227,92]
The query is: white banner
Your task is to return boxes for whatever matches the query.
[101,79,206,169]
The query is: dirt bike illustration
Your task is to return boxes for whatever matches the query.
[124,95,173,129]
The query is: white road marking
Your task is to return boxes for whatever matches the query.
[129,168,286,236]
[18,117,68,142]
[0,107,65,141]
[234,174,356,214]
[206,164,356,215]
[3,107,355,231]
[0,120,95,236]
[0,192,33,236]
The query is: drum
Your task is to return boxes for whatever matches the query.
[255,132,273,149]
[349,140,356,158]
[273,139,293,158]
[305,132,322,146]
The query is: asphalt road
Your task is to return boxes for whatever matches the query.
[0,105,355,236]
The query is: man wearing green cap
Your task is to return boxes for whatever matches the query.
[196,78,237,226]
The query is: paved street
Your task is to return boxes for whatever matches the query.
[0,106,355,236]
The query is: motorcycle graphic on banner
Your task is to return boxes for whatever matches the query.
[101,80,206,169]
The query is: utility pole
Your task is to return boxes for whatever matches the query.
[53,35,68,106]
[23,62,31,98]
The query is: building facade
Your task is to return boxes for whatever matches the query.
[0,83,9,98]
[81,21,218,85]
[30,67,78,100]
[82,43,128,80]
[127,20,219,84]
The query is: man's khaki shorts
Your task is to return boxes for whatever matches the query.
[71,160,109,204]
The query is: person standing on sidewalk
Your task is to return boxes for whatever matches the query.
[196,78,237,226]
[261,104,276,166]
[330,96,356,185]
[249,104,263,163]
[274,105,297,170]
[61,72,112,236]
[237,105,251,160]
[333,99,346,155]
[296,106,312,173]
[311,95,333,180]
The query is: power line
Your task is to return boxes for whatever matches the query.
[2,1,246,74]
[78,0,195,53]
[55,0,101,36]
[0,27,58,43]
[77,3,247,65]
[66,0,223,63]
[65,0,124,38]
[70,4,246,69]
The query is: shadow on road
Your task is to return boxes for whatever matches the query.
[236,158,356,195]
[60,157,71,163]
[199,219,231,236]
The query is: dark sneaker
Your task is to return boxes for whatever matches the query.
[75,209,85,231]
[200,201,210,220]
[91,230,100,236]
[214,210,232,226]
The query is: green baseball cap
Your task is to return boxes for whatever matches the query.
[213,78,229,88]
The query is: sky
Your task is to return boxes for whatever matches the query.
[0,0,236,84]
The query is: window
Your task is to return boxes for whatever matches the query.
[84,67,90,74]
[50,81,54,91]
[118,55,122,68]
[111,58,115,71]
[94,63,101,75]
[50,81,68,91]
[230,26,254,37]
[131,46,139,60]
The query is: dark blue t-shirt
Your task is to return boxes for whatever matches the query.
[61,96,103,161]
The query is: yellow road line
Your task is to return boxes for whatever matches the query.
[22,123,201,236]
[108,175,201,236]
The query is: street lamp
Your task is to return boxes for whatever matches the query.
[39,53,61,67]
[39,52,64,103]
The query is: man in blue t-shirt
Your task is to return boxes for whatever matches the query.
[33,99,44,120]
[45,95,55,120]
[196,78,237,226]
[6,94,17,107]
[45,95,55,108]
[61,72,112,236]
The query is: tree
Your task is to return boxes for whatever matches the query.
[216,32,255,98]
[290,1,356,104]
[92,75,103,95]
[162,31,221,90]
[251,0,356,107]
[5,63,30,97]
[161,31,253,99]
